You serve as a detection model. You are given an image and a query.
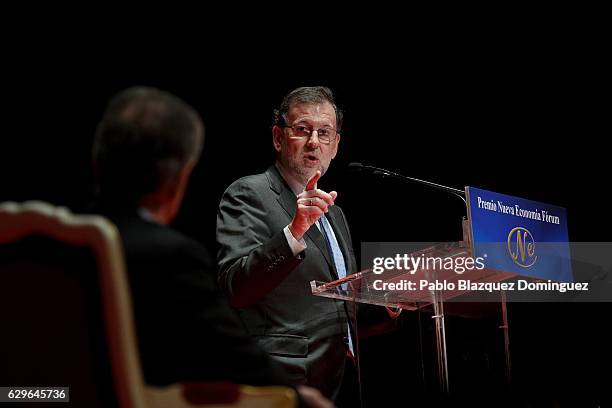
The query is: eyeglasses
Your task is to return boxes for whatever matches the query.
[285,124,339,145]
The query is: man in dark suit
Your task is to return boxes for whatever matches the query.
[217,86,359,404]
[92,87,332,408]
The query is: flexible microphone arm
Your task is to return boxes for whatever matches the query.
[348,162,466,204]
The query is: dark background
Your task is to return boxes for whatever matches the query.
[2,42,609,406]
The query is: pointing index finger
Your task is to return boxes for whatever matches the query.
[305,170,321,191]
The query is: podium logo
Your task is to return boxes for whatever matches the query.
[507,227,537,268]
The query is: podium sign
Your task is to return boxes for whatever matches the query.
[466,186,572,282]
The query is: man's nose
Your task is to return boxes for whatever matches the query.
[306,130,321,146]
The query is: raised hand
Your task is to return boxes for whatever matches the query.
[288,170,337,241]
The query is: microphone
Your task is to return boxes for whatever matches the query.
[348,162,466,203]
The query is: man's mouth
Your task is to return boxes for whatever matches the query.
[304,154,319,163]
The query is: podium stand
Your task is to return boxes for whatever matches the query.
[310,235,516,393]
[312,181,575,397]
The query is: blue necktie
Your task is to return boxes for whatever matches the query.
[319,215,354,355]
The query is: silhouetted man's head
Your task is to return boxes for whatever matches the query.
[93,87,203,223]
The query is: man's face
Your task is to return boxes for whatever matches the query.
[273,101,340,186]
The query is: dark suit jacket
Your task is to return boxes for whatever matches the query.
[107,211,292,387]
[216,165,358,398]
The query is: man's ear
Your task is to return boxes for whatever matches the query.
[170,163,193,203]
[272,125,284,152]
[158,162,193,224]
[331,133,341,159]
[159,173,181,202]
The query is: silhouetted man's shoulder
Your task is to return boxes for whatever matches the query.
[114,214,211,271]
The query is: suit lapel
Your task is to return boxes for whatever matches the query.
[266,166,335,273]
[306,224,337,278]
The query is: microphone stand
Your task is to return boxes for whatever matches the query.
[349,163,466,204]
[348,162,467,394]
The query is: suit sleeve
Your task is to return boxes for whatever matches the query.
[216,180,303,308]
[136,240,294,387]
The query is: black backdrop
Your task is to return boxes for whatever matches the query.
[2,46,609,406]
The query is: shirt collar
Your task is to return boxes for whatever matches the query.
[137,207,158,224]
